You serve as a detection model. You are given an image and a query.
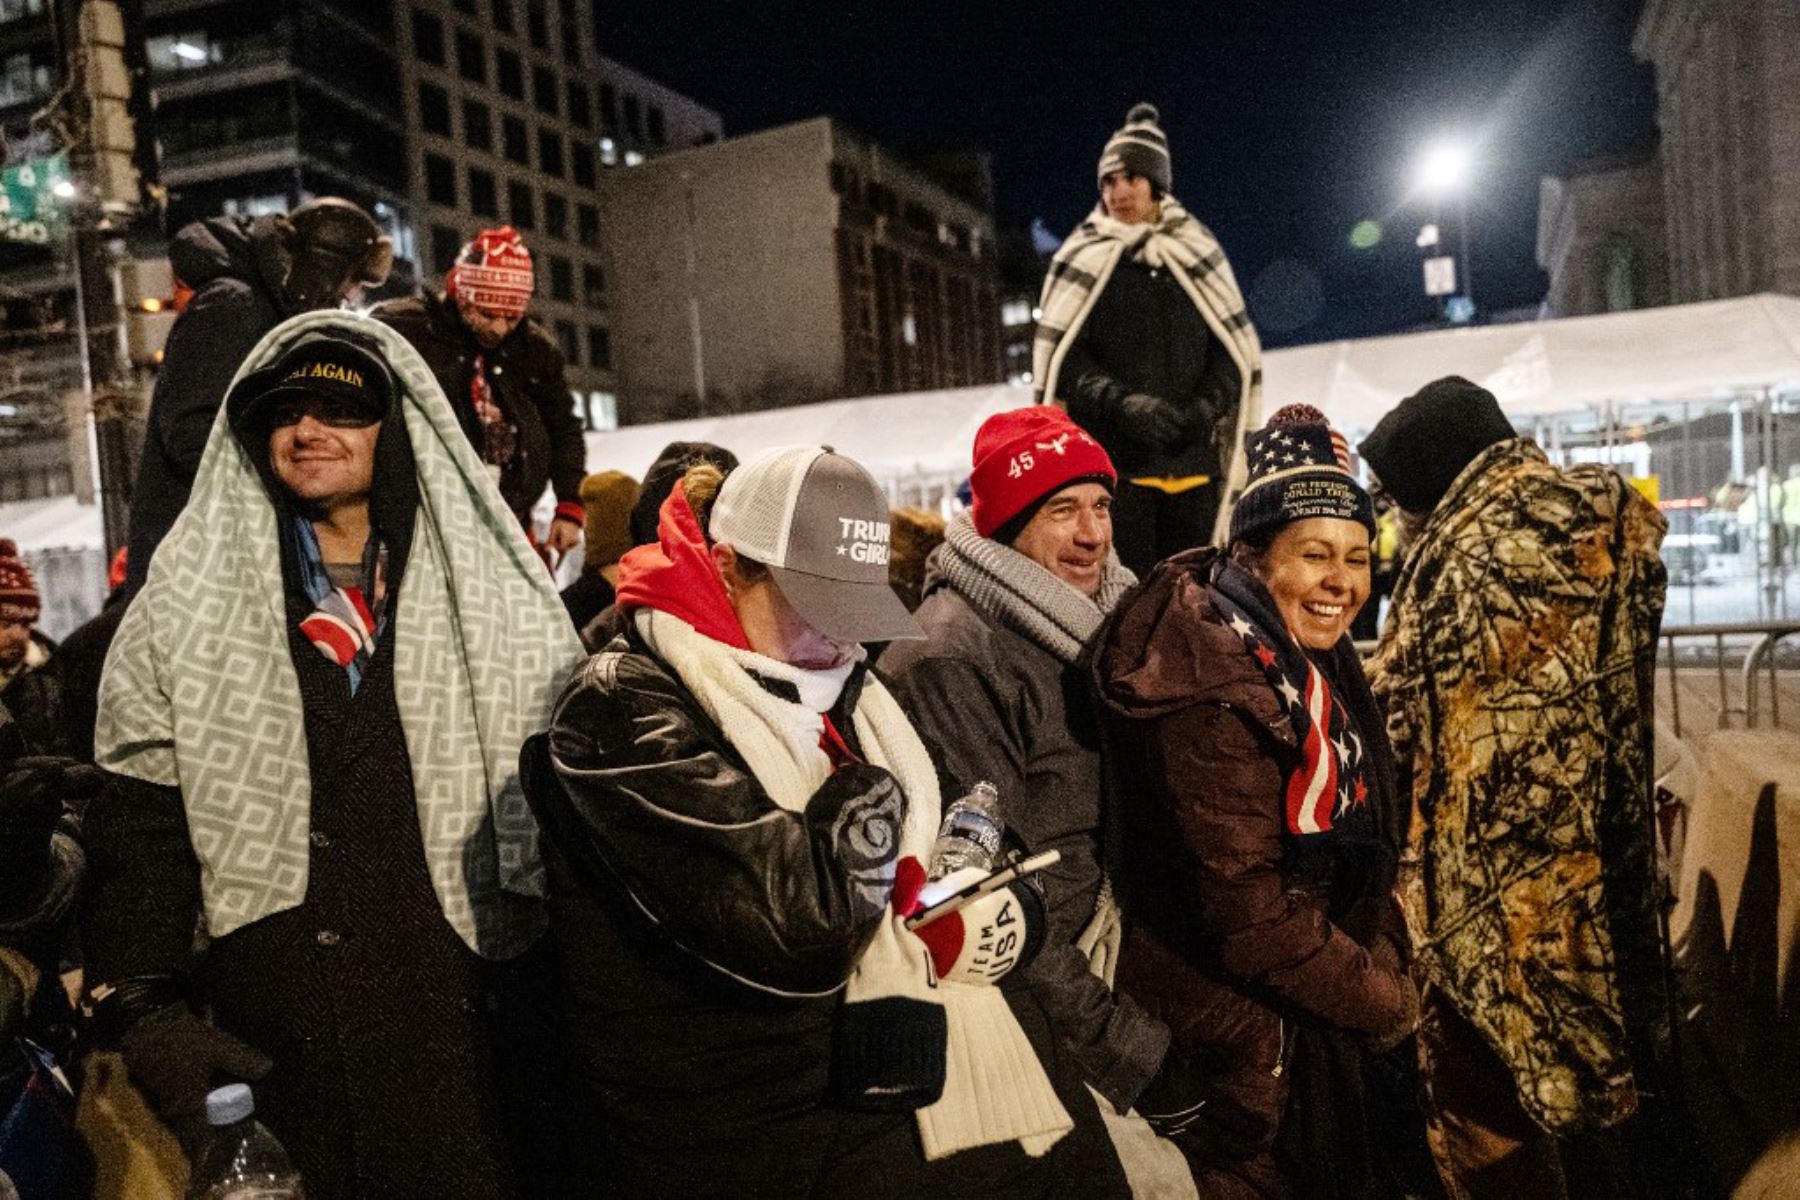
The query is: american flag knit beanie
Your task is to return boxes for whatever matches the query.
[1228,404,1374,547]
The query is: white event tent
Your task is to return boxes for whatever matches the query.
[586,293,1800,497]
[13,293,1800,556]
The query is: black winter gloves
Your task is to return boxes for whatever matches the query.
[118,1001,273,1155]
[1071,368,1192,453]
[1117,392,1191,451]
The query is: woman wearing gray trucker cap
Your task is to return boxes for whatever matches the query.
[521,446,1128,1196]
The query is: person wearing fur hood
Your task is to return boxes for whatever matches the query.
[523,446,1127,1197]
[1032,103,1263,575]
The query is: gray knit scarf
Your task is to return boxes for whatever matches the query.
[937,512,1136,664]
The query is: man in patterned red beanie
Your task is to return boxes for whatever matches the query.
[375,226,587,557]
[0,538,61,754]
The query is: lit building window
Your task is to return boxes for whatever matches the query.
[1000,299,1032,327]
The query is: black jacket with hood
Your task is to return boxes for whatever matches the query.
[126,217,294,594]
[373,291,585,524]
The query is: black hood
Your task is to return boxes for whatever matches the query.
[170,214,278,293]
[226,327,418,606]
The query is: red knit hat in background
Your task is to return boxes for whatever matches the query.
[0,539,40,622]
[968,406,1117,539]
[447,226,535,319]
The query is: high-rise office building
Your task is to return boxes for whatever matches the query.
[0,0,723,501]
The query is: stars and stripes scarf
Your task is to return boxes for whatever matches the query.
[1211,564,1371,839]
[287,515,388,693]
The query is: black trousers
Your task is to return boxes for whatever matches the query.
[1110,481,1222,578]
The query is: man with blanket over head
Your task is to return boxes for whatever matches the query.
[1034,103,1262,577]
[82,312,585,1198]
[521,445,1128,1197]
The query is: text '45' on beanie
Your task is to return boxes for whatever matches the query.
[968,407,1116,541]
[1098,102,1172,194]
[1357,376,1516,515]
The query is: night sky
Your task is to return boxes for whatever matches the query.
[596,0,1657,348]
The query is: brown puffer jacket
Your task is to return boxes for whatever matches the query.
[1091,548,1415,1159]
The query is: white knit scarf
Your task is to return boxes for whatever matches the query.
[633,608,1073,1159]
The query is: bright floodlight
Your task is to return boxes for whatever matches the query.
[52,180,75,199]
[1417,140,1473,197]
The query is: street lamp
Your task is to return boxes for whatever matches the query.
[1416,140,1472,198]
[1414,137,1476,319]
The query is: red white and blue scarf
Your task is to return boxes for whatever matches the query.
[1211,566,1369,838]
[287,516,388,693]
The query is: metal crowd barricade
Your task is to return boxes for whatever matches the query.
[1658,620,1800,738]
[1357,621,1800,740]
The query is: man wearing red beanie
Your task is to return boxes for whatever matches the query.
[375,226,587,557]
[0,539,60,756]
[886,406,1208,1194]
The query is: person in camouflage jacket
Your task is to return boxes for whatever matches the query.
[1361,377,1682,1198]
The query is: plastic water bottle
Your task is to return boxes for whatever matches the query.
[186,1084,305,1200]
[928,781,1004,881]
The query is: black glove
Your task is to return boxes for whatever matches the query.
[1135,1045,1267,1158]
[118,1001,273,1155]
[1116,392,1190,452]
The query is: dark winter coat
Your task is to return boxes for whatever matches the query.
[125,217,289,594]
[1060,259,1243,482]
[559,568,615,634]
[50,598,125,763]
[522,625,1130,1199]
[881,582,1171,1113]
[374,293,585,523]
[0,633,62,757]
[84,623,526,1200]
[1092,549,1415,1168]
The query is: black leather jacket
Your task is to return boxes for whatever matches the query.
[526,635,903,999]
[522,625,1133,1197]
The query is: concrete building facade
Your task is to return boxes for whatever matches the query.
[1536,155,1669,319]
[1636,0,1800,303]
[1540,0,1800,317]
[600,116,1002,424]
[596,54,721,168]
